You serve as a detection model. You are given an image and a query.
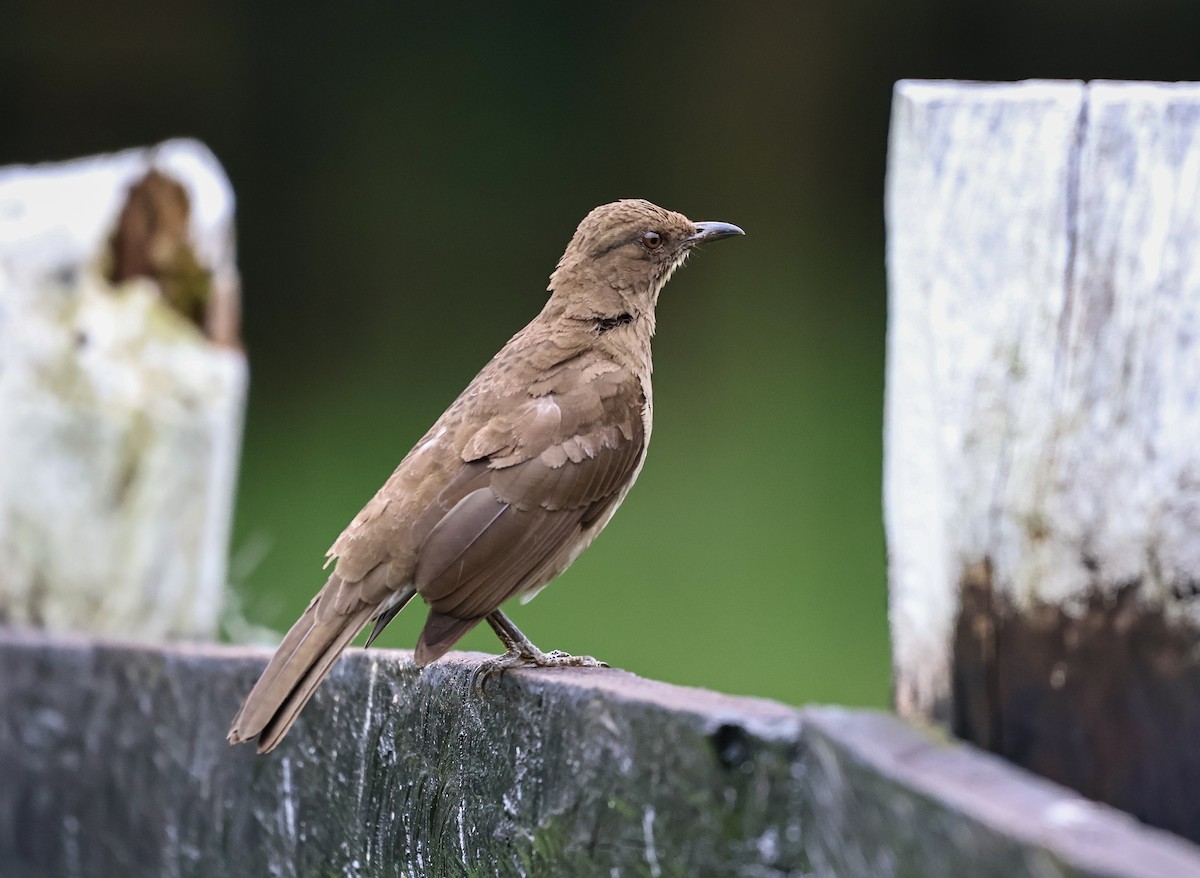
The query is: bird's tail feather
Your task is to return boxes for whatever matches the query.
[228,581,404,753]
[414,611,481,667]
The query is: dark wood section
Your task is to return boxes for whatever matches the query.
[954,565,1200,842]
[108,169,214,334]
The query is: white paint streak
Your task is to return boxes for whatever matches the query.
[457,800,467,859]
[642,806,661,878]
[281,756,297,848]
[355,660,378,812]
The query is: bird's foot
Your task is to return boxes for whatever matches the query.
[471,642,608,692]
[473,608,607,691]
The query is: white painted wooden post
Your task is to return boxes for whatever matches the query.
[885,80,1200,842]
[0,140,244,641]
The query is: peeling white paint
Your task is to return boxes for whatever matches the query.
[887,81,1200,716]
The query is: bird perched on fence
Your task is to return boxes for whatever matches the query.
[228,198,744,753]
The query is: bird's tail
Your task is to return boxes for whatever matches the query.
[228,579,413,753]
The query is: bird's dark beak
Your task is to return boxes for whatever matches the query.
[688,221,745,245]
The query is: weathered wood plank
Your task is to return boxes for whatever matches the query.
[885,80,1200,840]
[885,79,1088,721]
[0,142,244,640]
[2,632,1197,877]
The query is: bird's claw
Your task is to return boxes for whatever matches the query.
[470,646,608,693]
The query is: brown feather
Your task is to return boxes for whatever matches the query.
[412,395,644,615]
[227,574,395,753]
[414,612,481,666]
[253,603,375,753]
[433,507,583,617]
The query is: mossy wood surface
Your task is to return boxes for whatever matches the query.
[2,632,1198,877]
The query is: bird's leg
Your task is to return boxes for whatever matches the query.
[471,610,608,691]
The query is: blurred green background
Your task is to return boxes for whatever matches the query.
[4,2,1199,709]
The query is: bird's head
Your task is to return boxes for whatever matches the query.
[548,199,743,321]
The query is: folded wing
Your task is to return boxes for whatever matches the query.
[412,361,645,664]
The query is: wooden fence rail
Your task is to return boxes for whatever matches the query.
[4,632,1199,877]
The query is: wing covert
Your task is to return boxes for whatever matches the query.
[412,357,646,620]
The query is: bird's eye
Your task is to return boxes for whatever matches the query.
[641,231,663,251]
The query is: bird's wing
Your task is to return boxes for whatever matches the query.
[410,356,645,647]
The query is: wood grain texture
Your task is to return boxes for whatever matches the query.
[885,79,1087,719]
[886,80,1200,839]
[3,632,1200,877]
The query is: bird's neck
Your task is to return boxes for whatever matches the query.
[539,282,657,378]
